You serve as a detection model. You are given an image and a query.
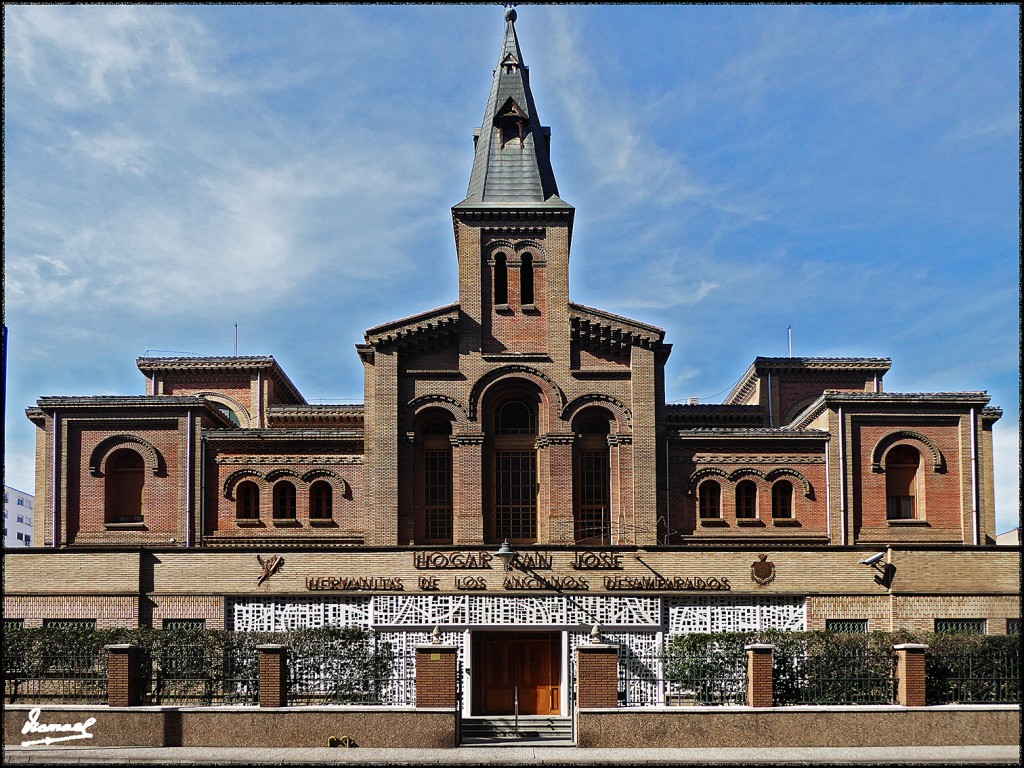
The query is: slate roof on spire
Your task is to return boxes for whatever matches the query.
[455,10,570,209]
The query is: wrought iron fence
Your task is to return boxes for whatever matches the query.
[627,644,747,707]
[146,639,258,705]
[774,645,897,705]
[928,647,1020,704]
[4,646,108,704]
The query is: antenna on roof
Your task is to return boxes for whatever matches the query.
[788,325,792,357]
[234,323,238,356]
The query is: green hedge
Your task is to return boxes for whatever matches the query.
[3,625,393,706]
[663,630,1020,705]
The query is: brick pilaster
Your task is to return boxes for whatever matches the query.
[414,644,459,708]
[894,643,928,707]
[745,643,773,708]
[576,643,619,708]
[257,644,288,707]
[105,644,142,707]
[453,435,485,543]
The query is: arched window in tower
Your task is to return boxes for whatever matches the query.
[885,446,921,519]
[494,253,509,306]
[698,480,722,519]
[236,481,260,520]
[419,414,454,544]
[771,480,794,519]
[309,481,333,521]
[736,480,758,519]
[273,481,297,521]
[520,252,535,306]
[105,449,145,524]
[489,391,539,543]
[573,409,613,544]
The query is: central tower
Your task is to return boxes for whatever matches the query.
[452,8,575,364]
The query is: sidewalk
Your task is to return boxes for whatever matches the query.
[2,745,1019,765]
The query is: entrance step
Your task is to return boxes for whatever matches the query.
[461,715,573,746]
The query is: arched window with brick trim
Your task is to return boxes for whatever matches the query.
[105,448,145,524]
[236,481,260,520]
[487,385,540,544]
[494,253,509,306]
[520,252,535,306]
[736,480,758,519]
[309,481,333,521]
[273,481,297,521]
[699,480,722,519]
[772,479,794,519]
[885,445,921,519]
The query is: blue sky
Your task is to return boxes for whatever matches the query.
[3,4,1019,534]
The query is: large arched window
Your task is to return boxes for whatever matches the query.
[273,481,297,520]
[699,480,722,519]
[736,480,758,519]
[105,449,145,523]
[309,481,333,521]
[574,409,613,545]
[419,412,454,544]
[488,390,539,543]
[494,253,509,306]
[771,480,794,519]
[885,446,920,519]
[520,253,535,306]
[236,481,260,520]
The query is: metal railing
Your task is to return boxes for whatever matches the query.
[4,649,108,705]
[147,643,258,705]
[775,648,897,705]
[929,648,1020,704]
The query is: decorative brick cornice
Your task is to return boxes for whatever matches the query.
[136,356,305,405]
[687,454,824,465]
[569,303,665,352]
[214,455,363,465]
[452,433,486,446]
[363,304,461,352]
[267,405,364,429]
[535,433,575,448]
[724,357,892,405]
[665,404,765,428]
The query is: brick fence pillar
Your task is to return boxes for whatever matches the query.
[576,642,619,708]
[257,644,288,707]
[894,643,928,707]
[105,644,142,707]
[414,644,459,708]
[745,643,774,708]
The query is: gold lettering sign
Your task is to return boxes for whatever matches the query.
[571,551,623,570]
[305,576,404,591]
[412,552,494,569]
[603,576,731,591]
[503,575,590,591]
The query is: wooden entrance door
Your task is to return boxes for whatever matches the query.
[472,631,561,715]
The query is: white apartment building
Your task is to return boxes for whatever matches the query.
[4,486,34,548]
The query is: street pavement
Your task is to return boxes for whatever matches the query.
[2,745,1020,766]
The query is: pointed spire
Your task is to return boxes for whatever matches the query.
[456,8,570,209]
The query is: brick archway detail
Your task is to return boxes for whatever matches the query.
[468,366,566,421]
[223,469,264,500]
[871,431,945,473]
[89,435,164,477]
[561,394,633,431]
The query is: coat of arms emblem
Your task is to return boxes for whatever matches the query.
[751,554,775,586]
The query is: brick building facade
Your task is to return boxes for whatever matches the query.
[4,9,1018,718]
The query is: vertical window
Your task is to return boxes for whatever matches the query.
[520,253,534,305]
[105,449,145,524]
[736,480,757,519]
[699,480,722,519]
[772,480,793,519]
[494,253,508,306]
[574,412,613,545]
[886,446,920,519]
[417,414,454,545]
[488,393,539,543]
[236,481,260,520]
[273,482,297,520]
[309,481,333,520]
